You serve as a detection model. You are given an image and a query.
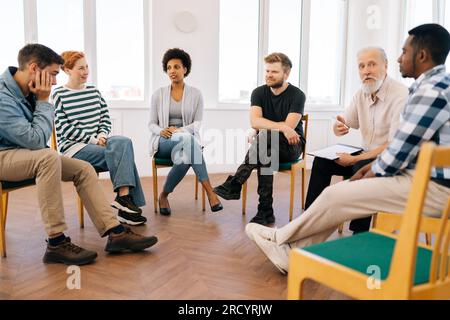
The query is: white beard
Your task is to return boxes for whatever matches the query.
[361,77,384,94]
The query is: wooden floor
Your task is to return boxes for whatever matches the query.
[0,171,351,300]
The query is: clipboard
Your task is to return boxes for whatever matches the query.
[307,143,363,160]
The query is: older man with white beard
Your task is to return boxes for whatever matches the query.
[304,47,408,233]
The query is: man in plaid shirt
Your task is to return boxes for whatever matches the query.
[245,23,450,275]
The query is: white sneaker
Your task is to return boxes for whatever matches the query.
[245,223,277,242]
[253,233,290,275]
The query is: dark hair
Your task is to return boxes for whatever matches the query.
[162,48,192,77]
[18,44,64,70]
[408,24,450,65]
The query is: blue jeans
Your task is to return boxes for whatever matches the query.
[156,132,209,193]
[73,136,145,207]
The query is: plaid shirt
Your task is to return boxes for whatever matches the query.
[372,65,450,181]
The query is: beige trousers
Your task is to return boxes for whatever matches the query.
[276,171,450,248]
[0,148,120,236]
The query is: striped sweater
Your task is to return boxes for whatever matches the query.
[52,85,111,156]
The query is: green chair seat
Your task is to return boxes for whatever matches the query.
[302,232,432,285]
[278,158,302,171]
[154,158,174,166]
[1,179,36,190]
[154,144,205,167]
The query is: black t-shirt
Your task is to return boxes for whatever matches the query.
[250,83,306,137]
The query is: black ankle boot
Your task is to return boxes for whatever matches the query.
[249,209,275,226]
[213,175,242,200]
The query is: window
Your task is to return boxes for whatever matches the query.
[446,1,450,28]
[96,0,145,101]
[37,0,84,86]
[37,0,84,54]
[445,0,450,68]
[268,0,302,87]
[405,0,450,68]
[218,0,347,106]
[405,0,434,31]
[0,0,24,71]
[307,0,345,105]
[0,0,149,105]
[402,0,434,88]
[219,0,259,104]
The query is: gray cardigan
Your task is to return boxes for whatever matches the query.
[148,84,204,156]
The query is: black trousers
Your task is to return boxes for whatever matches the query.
[233,130,303,215]
[304,156,375,233]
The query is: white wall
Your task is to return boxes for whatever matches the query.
[109,0,407,177]
[344,0,405,106]
[151,0,220,108]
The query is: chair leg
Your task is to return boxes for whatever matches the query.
[425,233,432,245]
[195,176,199,200]
[0,192,7,257]
[297,276,307,300]
[152,161,158,214]
[301,167,305,210]
[242,181,247,215]
[194,176,206,211]
[202,185,206,212]
[372,213,378,229]
[77,196,84,229]
[289,168,296,221]
[2,192,9,226]
[287,270,307,300]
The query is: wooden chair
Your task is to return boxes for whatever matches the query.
[288,142,450,300]
[1,129,85,257]
[373,213,433,245]
[1,129,101,257]
[242,114,309,221]
[51,129,86,228]
[152,157,206,214]
[0,179,36,257]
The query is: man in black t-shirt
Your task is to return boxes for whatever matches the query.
[214,53,305,226]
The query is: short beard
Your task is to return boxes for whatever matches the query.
[268,80,284,89]
[401,49,418,79]
[361,77,384,94]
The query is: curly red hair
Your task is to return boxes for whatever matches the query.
[60,51,85,71]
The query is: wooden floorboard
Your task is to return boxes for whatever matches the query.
[0,171,352,300]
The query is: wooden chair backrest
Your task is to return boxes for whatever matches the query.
[387,143,450,295]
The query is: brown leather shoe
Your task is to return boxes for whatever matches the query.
[43,237,97,265]
[105,226,158,253]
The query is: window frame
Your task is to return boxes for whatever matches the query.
[15,0,350,110]
[403,0,444,32]
[218,0,349,110]
[217,0,260,107]
[402,0,450,72]
[22,0,151,109]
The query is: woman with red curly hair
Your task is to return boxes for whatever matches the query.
[52,51,146,226]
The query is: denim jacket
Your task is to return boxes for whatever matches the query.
[0,67,54,151]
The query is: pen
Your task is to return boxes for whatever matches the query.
[332,116,350,130]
